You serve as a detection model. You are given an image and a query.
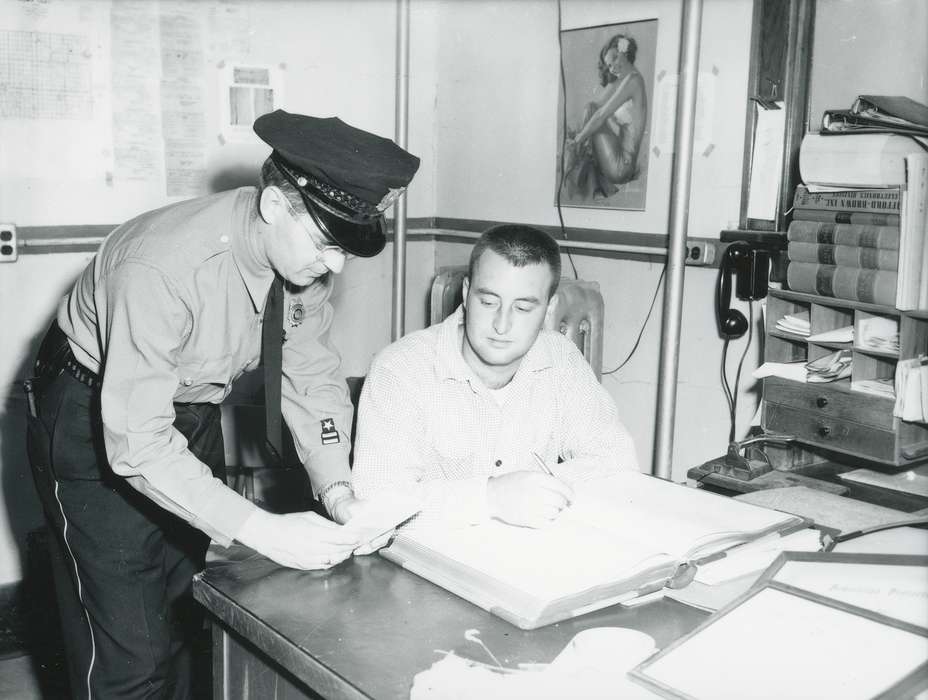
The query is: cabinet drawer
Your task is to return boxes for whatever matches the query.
[763,402,897,464]
[763,377,894,430]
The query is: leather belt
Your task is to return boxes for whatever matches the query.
[34,321,101,391]
[63,353,101,390]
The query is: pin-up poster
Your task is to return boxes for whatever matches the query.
[556,19,658,211]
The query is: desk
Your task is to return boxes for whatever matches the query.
[193,544,708,699]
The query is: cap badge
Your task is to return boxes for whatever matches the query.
[320,418,340,445]
[297,176,308,187]
[288,298,305,327]
[376,187,406,213]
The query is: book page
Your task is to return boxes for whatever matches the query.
[563,472,800,559]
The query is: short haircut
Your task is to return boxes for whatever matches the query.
[598,34,638,87]
[259,156,305,213]
[468,224,562,299]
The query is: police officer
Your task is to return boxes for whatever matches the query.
[25,110,419,698]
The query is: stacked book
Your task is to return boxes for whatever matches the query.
[791,127,928,310]
[820,95,928,138]
[785,185,900,306]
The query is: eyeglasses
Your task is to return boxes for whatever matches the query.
[283,198,350,260]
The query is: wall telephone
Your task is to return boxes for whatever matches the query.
[715,241,771,339]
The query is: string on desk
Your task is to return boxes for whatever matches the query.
[721,302,754,443]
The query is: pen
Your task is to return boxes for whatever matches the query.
[530,451,555,477]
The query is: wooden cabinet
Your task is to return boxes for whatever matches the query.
[761,289,928,466]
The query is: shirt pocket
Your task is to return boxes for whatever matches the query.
[175,354,234,391]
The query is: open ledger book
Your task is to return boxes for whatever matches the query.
[381,472,807,629]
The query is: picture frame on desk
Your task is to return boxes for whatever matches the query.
[629,556,928,700]
[750,550,928,629]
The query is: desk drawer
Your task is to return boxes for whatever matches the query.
[762,401,897,464]
[762,377,894,430]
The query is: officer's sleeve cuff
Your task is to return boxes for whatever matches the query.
[194,485,260,548]
[304,446,352,498]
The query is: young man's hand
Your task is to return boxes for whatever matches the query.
[486,471,574,528]
[236,509,360,570]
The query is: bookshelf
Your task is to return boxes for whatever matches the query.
[762,289,928,466]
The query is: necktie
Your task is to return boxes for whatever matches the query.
[262,275,284,462]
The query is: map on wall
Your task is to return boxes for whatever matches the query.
[0,29,93,120]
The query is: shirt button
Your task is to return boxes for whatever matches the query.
[219,235,229,244]
[183,378,193,386]
[495,459,502,467]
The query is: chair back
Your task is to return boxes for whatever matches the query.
[429,265,605,380]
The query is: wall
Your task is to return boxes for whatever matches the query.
[808,0,928,126]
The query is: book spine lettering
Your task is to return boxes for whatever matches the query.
[791,209,901,226]
[793,185,901,212]
[786,220,900,250]
[786,242,899,271]
[786,262,897,306]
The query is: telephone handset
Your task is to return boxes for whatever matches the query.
[715,241,770,339]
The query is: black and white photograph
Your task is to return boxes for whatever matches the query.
[0,1,926,698]
[556,18,658,211]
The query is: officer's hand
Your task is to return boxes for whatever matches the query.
[334,497,398,556]
[353,531,394,556]
[236,510,360,570]
[487,471,574,529]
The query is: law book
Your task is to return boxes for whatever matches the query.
[380,472,807,630]
[897,152,928,310]
[798,133,927,189]
[792,209,900,226]
[787,220,900,250]
[852,95,928,131]
[787,242,898,271]
[786,261,897,306]
[792,184,901,213]
[821,109,928,138]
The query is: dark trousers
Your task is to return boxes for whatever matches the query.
[26,355,225,699]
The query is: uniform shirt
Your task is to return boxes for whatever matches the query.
[352,307,638,526]
[57,188,352,546]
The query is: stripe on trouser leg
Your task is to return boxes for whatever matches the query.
[53,479,96,700]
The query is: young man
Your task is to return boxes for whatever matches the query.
[25,109,419,698]
[352,224,637,529]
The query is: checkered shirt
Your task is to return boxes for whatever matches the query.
[352,307,638,526]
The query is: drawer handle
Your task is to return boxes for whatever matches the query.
[818,425,831,438]
[816,397,828,408]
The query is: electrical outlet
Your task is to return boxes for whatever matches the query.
[0,224,16,262]
[685,238,718,267]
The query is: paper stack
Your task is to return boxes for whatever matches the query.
[858,316,900,353]
[893,357,928,422]
[806,349,852,383]
[775,311,811,336]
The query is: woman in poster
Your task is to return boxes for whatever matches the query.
[564,33,648,200]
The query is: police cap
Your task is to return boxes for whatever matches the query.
[254,109,420,258]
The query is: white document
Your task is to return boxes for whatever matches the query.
[746,102,786,220]
[752,361,807,382]
[806,325,854,343]
[342,493,421,548]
